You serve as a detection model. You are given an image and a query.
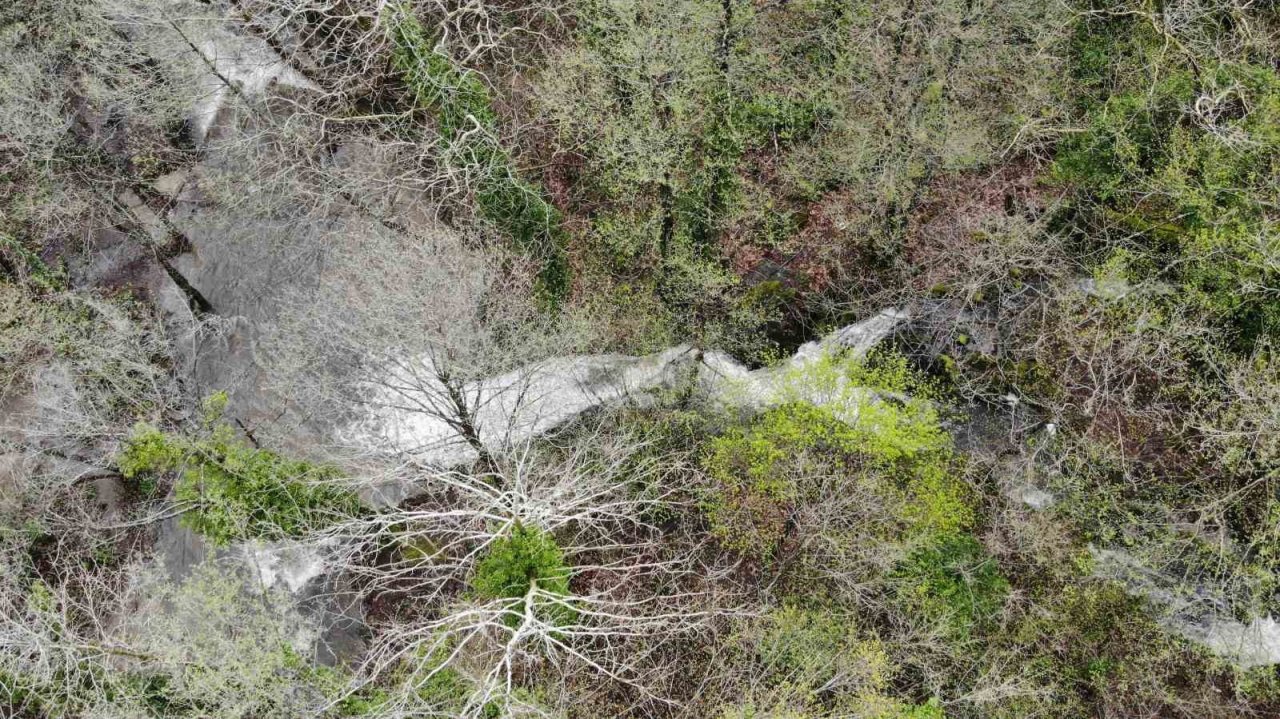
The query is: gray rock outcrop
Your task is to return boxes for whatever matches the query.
[184,28,321,145]
[349,308,911,501]
[1091,546,1280,668]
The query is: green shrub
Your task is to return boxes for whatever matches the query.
[807,351,954,466]
[471,524,573,626]
[118,418,361,546]
[703,351,971,558]
[116,423,185,481]
[702,402,860,556]
[893,534,1009,641]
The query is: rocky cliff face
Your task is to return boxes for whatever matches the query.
[21,22,921,664]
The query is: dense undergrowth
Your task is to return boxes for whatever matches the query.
[4,0,1280,717]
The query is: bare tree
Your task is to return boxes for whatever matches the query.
[318,418,731,716]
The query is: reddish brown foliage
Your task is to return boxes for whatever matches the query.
[903,158,1056,293]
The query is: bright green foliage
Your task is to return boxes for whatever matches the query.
[471,524,573,626]
[387,5,568,305]
[116,423,183,478]
[472,525,571,599]
[776,350,955,466]
[703,402,859,556]
[703,351,971,557]
[118,417,362,546]
[893,534,1009,641]
[11,1,1280,716]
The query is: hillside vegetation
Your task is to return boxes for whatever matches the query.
[3,1,1280,717]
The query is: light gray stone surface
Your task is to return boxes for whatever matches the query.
[185,29,320,144]
[1091,546,1280,668]
[349,308,911,487]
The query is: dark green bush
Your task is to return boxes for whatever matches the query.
[471,524,574,627]
[893,534,1009,641]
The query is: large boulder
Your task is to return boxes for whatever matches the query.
[239,539,367,666]
[349,345,698,477]
[182,28,321,146]
[349,308,911,506]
